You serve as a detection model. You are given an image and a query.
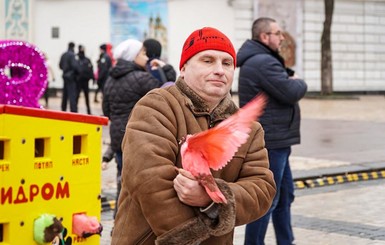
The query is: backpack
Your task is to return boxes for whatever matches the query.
[77,57,94,81]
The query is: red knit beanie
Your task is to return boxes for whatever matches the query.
[179,27,236,70]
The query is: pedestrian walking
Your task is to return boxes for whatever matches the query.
[237,17,308,245]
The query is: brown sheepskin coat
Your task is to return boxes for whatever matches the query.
[111,78,276,245]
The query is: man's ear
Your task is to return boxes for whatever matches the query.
[180,65,186,78]
[259,33,269,44]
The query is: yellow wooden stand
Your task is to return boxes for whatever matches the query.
[0,105,108,244]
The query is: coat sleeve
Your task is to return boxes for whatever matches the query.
[70,53,79,74]
[102,145,114,162]
[162,64,177,82]
[101,78,111,118]
[121,91,238,244]
[247,55,307,104]
[97,55,111,82]
[136,72,162,96]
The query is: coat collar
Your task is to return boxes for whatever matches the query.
[175,77,238,123]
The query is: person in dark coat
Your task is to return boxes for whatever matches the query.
[59,42,79,112]
[95,44,112,103]
[237,17,307,245]
[102,38,165,219]
[76,45,94,114]
[143,38,176,83]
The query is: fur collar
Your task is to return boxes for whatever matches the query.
[175,77,238,123]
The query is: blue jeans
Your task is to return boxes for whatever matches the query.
[244,147,295,245]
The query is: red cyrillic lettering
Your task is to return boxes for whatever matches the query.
[14,186,28,204]
[30,184,39,202]
[56,182,70,199]
[1,187,12,204]
[41,183,54,200]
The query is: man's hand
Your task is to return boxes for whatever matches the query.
[173,168,212,207]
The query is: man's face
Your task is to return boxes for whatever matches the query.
[180,50,234,105]
[263,22,284,52]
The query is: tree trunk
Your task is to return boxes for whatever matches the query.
[321,0,334,95]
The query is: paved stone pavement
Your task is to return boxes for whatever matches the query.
[40,93,385,244]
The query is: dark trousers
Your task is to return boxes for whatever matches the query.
[114,149,122,219]
[76,79,91,114]
[94,79,105,102]
[244,147,295,245]
[61,78,78,112]
[43,83,51,107]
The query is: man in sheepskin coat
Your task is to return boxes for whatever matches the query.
[111,27,276,245]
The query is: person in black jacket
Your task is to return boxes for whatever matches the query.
[237,17,307,245]
[76,45,94,114]
[59,42,79,112]
[143,38,176,83]
[102,38,165,220]
[95,44,112,103]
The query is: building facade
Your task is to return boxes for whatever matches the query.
[1,0,385,92]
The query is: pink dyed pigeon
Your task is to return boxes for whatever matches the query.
[180,93,268,204]
[72,213,103,238]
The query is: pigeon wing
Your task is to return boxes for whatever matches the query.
[185,93,267,171]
